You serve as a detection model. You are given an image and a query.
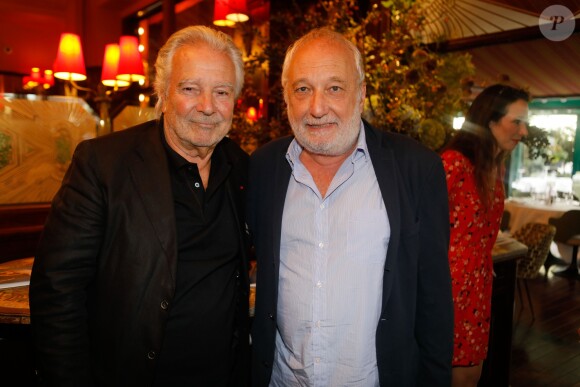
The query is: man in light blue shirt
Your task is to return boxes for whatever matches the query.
[248,27,453,386]
[272,125,389,386]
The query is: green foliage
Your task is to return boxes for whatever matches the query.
[544,126,574,164]
[355,0,475,149]
[417,119,446,150]
[522,125,551,161]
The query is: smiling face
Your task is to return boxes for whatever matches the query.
[489,99,529,152]
[285,37,365,157]
[162,43,236,155]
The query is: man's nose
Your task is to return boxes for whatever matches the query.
[196,91,215,115]
[309,90,329,118]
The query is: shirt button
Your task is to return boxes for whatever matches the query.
[194,182,200,188]
[318,242,324,248]
[320,203,325,209]
[147,351,156,360]
[316,320,321,328]
[316,281,322,288]
[160,300,169,310]
[315,357,320,363]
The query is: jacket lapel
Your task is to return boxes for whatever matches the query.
[128,122,177,281]
[272,140,293,269]
[365,123,400,311]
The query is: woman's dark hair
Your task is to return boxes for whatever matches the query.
[442,84,530,208]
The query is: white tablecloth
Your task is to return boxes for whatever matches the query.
[504,198,580,263]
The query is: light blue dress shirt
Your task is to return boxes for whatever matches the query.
[269,123,390,387]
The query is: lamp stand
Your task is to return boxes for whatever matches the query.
[63,82,78,97]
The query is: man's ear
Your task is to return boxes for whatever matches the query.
[359,83,366,109]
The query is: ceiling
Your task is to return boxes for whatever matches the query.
[488,0,580,16]
[422,0,580,38]
[468,33,580,98]
[420,0,580,98]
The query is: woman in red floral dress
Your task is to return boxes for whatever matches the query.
[441,84,530,387]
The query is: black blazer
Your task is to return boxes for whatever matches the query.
[248,121,453,386]
[29,120,250,387]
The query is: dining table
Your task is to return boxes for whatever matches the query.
[504,198,579,233]
[0,257,32,325]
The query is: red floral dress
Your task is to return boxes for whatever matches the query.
[441,150,504,366]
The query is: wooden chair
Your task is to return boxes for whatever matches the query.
[547,210,580,280]
[512,222,556,320]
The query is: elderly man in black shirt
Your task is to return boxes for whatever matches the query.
[29,25,250,387]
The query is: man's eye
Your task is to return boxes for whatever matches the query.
[295,87,309,93]
[329,86,342,92]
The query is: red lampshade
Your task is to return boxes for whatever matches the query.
[226,0,249,23]
[101,44,130,87]
[214,0,236,27]
[53,33,87,81]
[116,36,145,83]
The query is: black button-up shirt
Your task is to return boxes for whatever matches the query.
[154,131,240,386]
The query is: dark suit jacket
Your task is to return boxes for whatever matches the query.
[29,120,250,387]
[248,121,453,386]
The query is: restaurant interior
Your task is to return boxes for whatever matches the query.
[0,0,579,386]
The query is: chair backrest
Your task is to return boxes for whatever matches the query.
[548,210,580,244]
[512,222,556,279]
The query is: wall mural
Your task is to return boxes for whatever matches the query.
[0,96,97,204]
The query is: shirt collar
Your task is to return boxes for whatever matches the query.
[286,120,368,169]
[161,127,226,172]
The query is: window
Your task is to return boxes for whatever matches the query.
[510,113,578,198]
